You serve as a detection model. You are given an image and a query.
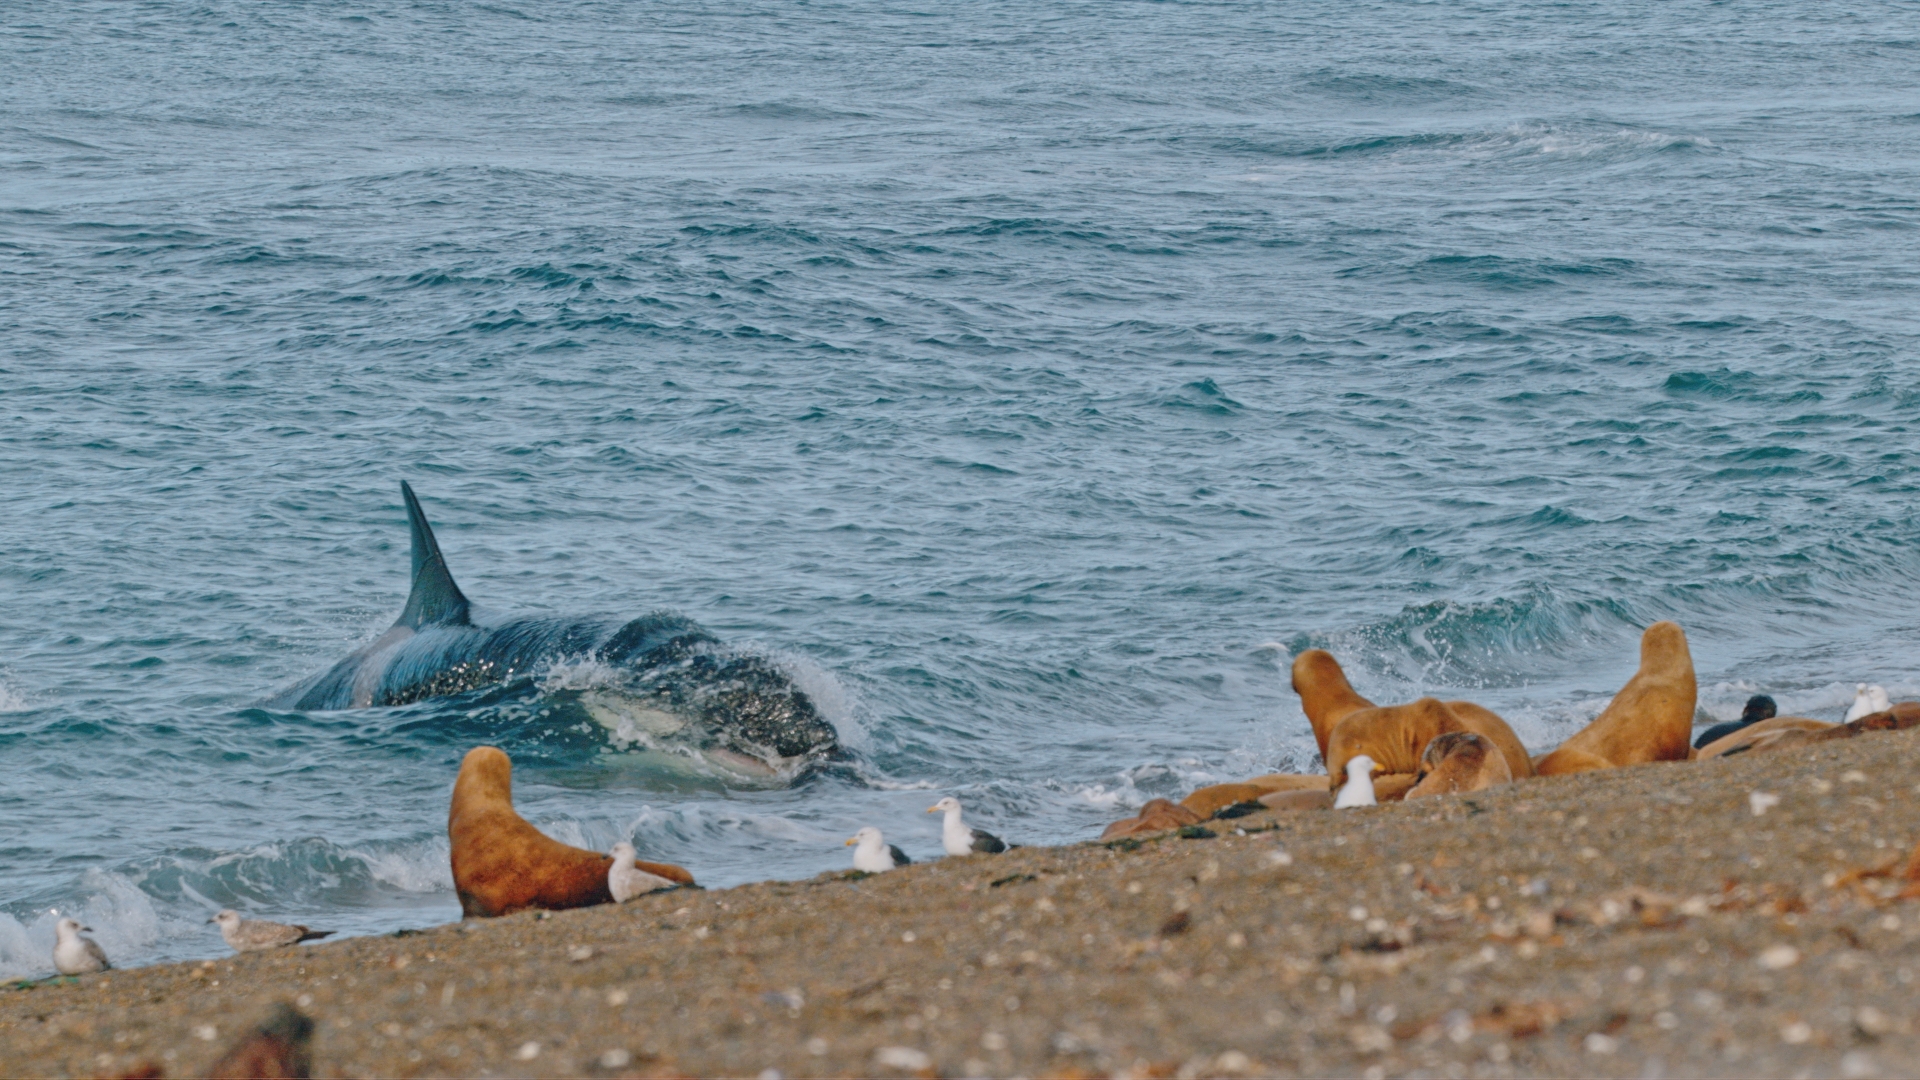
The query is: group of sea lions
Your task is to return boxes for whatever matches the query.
[442,619,1916,914]
[1104,620,1920,838]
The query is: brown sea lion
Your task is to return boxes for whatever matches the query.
[1533,621,1696,777]
[448,746,694,918]
[1324,696,1534,789]
[1099,797,1204,840]
[1695,716,1834,759]
[1405,731,1513,798]
[1739,701,1920,754]
[1179,774,1328,817]
[1258,788,1334,811]
[1292,649,1378,758]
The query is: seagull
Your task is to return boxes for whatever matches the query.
[608,841,678,902]
[1333,755,1380,809]
[210,910,334,953]
[928,796,1009,856]
[845,827,910,872]
[1845,684,1892,722]
[52,917,110,975]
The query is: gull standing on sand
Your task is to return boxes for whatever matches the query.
[1845,684,1892,722]
[1333,755,1379,809]
[846,826,910,872]
[210,909,334,953]
[52,917,110,975]
[928,796,1009,856]
[608,841,678,902]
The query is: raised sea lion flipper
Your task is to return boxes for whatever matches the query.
[397,481,472,630]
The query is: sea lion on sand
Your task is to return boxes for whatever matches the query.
[449,746,694,918]
[1533,621,1696,777]
[1695,715,1834,759]
[1292,649,1378,758]
[1180,775,1330,816]
[1325,696,1534,789]
[1730,701,1920,754]
[1100,798,1204,840]
[1405,731,1512,798]
[1258,788,1334,811]
[1693,694,1777,750]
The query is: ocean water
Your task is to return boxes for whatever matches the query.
[5,0,1920,976]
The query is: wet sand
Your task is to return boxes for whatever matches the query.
[7,730,1920,1079]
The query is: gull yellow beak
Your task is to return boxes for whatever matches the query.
[844,837,857,846]
[926,805,940,813]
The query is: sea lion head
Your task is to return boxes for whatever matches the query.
[1639,620,1691,674]
[453,745,514,810]
[1291,649,1377,755]
[1406,731,1511,798]
[1740,694,1777,726]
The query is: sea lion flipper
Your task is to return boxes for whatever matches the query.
[398,481,472,629]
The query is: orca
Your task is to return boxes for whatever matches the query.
[266,483,839,774]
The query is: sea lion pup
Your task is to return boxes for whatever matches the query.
[1405,731,1513,798]
[1099,797,1205,840]
[1324,696,1535,791]
[1695,715,1834,759]
[449,746,693,918]
[1533,621,1697,777]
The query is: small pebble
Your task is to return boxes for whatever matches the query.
[875,1046,931,1070]
[1749,791,1781,816]
[1758,944,1800,970]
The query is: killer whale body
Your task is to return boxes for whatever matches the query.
[268,483,839,768]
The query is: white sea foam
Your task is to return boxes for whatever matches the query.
[0,675,29,713]
[352,838,455,894]
[0,870,184,979]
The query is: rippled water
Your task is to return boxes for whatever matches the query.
[5,0,1920,975]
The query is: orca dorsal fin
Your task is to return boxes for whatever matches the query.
[396,481,472,629]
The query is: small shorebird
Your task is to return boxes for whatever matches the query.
[52,917,110,975]
[846,827,910,872]
[928,796,1009,855]
[210,909,334,953]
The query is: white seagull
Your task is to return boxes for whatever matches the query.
[210,909,334,953]
[1333,755,1380,809]
[846,826,911,872]
[1845,684,1892,722]
[928,796,1009,856]
[52,917,110,975]
[608,841,678,902]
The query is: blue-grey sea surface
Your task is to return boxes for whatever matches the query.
[5,0,1920,974]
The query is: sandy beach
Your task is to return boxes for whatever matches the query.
[7,728,1920,1079]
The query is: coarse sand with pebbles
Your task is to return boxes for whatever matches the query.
[9,729,1920,1078]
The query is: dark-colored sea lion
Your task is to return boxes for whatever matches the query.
[1324,696,1534,790]
[1534,621,1696,777]
[1405,731,1513,798]
[449,746,694,918]
[1099,798,1204,840]
[1693,694,1777,750]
